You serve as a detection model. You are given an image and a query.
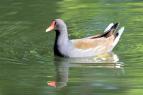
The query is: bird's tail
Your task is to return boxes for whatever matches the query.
[112,27,125,49]
[102,23,119,38]
[104,23,125,51]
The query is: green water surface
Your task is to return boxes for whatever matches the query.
[0,0,143,95]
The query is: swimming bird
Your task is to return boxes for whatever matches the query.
[46,19,124,58]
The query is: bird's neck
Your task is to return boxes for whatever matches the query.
[54,30,69,57]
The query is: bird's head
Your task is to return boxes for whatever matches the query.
[46,19,67,32]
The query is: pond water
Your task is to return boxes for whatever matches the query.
[0,0,143,95]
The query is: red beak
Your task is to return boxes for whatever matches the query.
[46,21,56,32]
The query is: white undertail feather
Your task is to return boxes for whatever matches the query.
[111,27,125,50]
[104,23,114,32]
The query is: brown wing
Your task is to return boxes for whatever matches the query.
[72,35,115,49]
[72,23,119,49]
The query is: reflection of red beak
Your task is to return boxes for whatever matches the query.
[47,81,56,87]
[46,21,56,32]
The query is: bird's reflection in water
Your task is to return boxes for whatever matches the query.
[48,52,124,88]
